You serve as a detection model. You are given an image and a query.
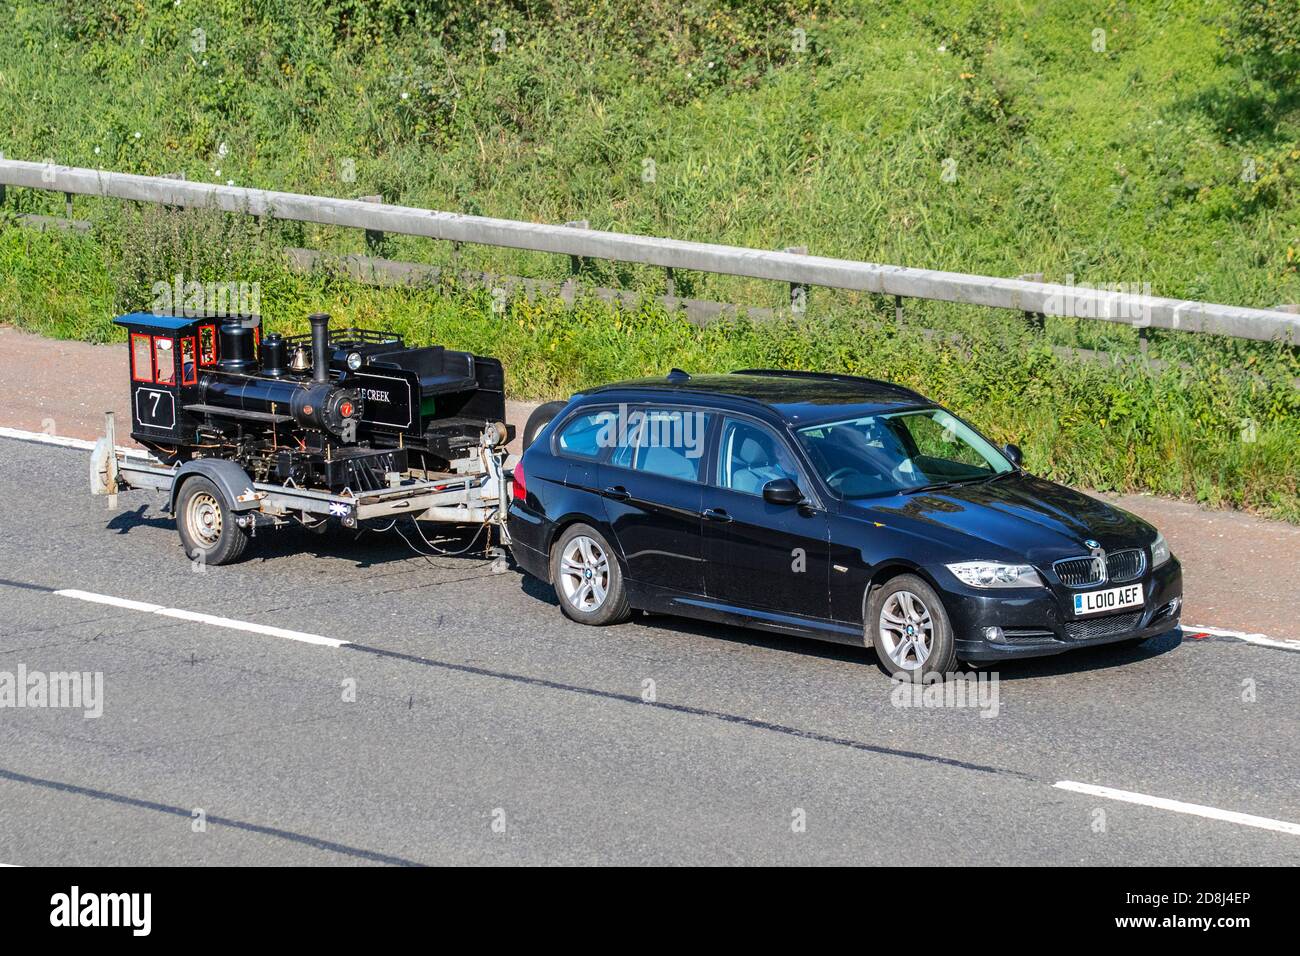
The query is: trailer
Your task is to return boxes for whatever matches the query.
[90,410,514,562]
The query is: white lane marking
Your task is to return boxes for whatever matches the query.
[54,589,162,614]
[53,589,347,649]
[1054,781,1300,837]
[0,426,95,450]
[1182,623,1300,651]
[153,607,347,647]
[0,425,146,457]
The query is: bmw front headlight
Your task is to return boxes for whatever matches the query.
[946,561,1044,588]
[1150,531,1171,568]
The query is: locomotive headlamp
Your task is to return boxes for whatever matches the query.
[347,351,363,371]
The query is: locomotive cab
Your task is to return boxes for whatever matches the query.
[115,312,250,451]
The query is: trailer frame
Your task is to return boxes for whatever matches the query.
[90,412,516,548]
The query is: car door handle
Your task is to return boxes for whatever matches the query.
[702,508,732,523]
[603,485,630,501]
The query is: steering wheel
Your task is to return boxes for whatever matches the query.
[824,466,857,489]
[889,459,918,486]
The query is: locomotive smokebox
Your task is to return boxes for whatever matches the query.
[309,312,331,383]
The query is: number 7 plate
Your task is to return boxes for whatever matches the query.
[1073,582,1144,617]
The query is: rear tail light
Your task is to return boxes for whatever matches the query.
[512,461,526,500]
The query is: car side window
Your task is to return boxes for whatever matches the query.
[554,409,616,460]
[611,406,710,482]
[716,418,801,495]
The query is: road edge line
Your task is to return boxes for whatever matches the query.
[1054,781,1300,836]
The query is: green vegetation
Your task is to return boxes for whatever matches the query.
[0,1,1297,519]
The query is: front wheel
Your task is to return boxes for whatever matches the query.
[550,524,631,625]
[868,574,958,678]
[175,475,251,566]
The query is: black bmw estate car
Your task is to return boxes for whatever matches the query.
[507,370,1183,676]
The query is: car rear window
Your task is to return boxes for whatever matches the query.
[555,409,613,459]
[610,407,710,481]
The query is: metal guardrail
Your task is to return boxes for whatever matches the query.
[1,158,1297,344]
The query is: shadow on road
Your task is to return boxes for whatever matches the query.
[606,606,1185,681]
[105,504,501,570]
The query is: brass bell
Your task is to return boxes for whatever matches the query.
[289,345,312,373]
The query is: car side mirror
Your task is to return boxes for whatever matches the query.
[763,477,803,505]
[1004,443,1023,468]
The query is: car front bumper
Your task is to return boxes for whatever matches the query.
[945,558,1183,662]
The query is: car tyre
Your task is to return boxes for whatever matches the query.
[522,401,567,451]
[550,523,631,625]
[176,475,251,566]
[868,574,958,678]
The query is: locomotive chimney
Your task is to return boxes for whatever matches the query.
[308,312,331,383]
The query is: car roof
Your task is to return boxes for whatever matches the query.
[580,370,931,425]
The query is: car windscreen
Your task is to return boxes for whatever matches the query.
[794,408,1014,498]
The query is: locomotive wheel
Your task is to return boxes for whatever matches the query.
[522,401,568,451]
[176,476,251,566]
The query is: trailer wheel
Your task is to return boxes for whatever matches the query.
[176,476,251,566]
[522,401,567,451]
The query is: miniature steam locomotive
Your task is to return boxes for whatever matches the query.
[115,311,512,494]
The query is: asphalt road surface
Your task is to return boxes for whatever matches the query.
[1,434,1297,865]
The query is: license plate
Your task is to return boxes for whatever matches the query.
[1073,582,1144,617]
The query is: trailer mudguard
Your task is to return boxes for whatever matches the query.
[169,459,260,513]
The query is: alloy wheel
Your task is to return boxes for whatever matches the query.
[558,535,610,612]
[877,589,934,670]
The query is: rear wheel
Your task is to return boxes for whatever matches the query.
[176,476,250,566]
[869,574,958,678]
[522,401,567,451]
[550,524,631,625]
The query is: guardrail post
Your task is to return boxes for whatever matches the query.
[64,191,73,221]
[564,220,589,276]
[665,266,676,298]
[894,294,904,323]
[359,195,385,254]
[785,246,809,314]
[160,172,186,212]
[1017,273,1046,331]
